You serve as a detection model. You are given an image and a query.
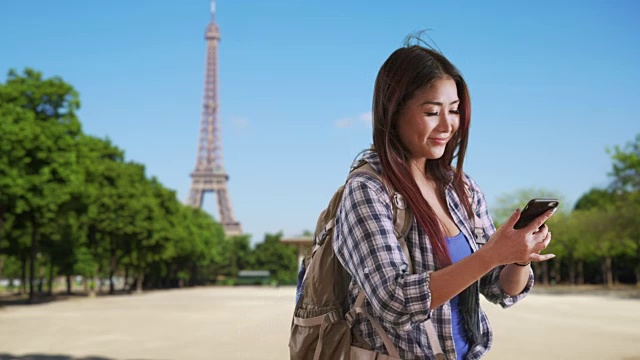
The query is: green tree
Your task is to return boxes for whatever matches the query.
[169,205,226,287]
[77,135,126,294]
[253,232,298,285]
[578,207,633,287]
[611,192,640,285]
[219,234,254,279]
[607,134,640,285]
[608,133,640,193]
[115,162,158,293]
[0,213,31,293]
[0,68,235,298]
[546,212,595,285]
[0,69,82,302]
[573,188,617,211]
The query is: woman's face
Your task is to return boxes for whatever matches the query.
[396,77,460,161]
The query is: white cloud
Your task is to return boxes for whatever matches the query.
[230,116,250,129]
[335,117,352,128]
[358,111,372,126]
[335,111,372,129]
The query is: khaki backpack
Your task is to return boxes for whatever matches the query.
[288,161,484,360]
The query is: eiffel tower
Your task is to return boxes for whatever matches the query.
[187,0,242,236]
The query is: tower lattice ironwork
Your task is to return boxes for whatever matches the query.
[187,0,242,236]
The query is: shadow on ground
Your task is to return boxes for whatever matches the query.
[0,293,87,307]
[0,290,135,308]
[532,285,640,299]
[0,354,159,360]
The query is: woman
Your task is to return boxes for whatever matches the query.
[333,44,556,359]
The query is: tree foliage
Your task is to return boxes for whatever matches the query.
[608,134,640,193]
[494,134,640,286]
[0,69,300,298]
[10,67,639,295]
[490,187,566,227]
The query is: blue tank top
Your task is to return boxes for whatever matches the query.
[446,231,472,360]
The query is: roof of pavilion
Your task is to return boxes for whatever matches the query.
[280,235,313,245]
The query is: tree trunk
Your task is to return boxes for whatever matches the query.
[21,254,27,295]
[38,264,45,294]
[109,238,116,295]
[190,263,198,287]
[89,266,98,298]
[97,262,103,294]
[0,256,5,283]
[172,265,178,288]
[66,275,72,295]
[38,265,47,294]
[123,266,129,292]
[636,245,640,287]
[136,271,144,294]
[577,260,584,285]
[541,261,550,285]
[568,256,576,285]
[552,258,562,284]
[0,206,4,236]
[88,225,97,297]
[603,257,613,288]
[163,262,171,289]
[28,223,38,303]
[47,258,54,296]
[108,271,114,295]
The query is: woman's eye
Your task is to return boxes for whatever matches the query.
[424,112,438,116]
[450,109,460,114]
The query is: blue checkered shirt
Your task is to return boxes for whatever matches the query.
[333,152,534,360]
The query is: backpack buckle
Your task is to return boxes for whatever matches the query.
[327,310,340,324]
[393,193,406,209]
[315,229,327,245]
[345,309,357,327]
[474,227,486,244]
[315,218,336,246]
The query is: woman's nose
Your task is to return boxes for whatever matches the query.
[437,113,453,131]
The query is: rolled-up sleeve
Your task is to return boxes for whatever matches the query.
[467,175,535,308]
[333,174,431,333]
[480,264,534,307]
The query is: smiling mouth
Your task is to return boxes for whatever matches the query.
[428,137,449,144]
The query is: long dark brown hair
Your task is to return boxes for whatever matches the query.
[372,45,473,269]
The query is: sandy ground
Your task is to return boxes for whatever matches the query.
[0,287,639,360]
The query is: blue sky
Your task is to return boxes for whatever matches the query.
[2,1,638,244]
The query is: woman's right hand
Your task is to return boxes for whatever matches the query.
[482,208,556,267]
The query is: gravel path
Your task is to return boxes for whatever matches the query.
[0,287,638,360]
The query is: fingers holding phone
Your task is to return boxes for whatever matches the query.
[486,198,560,266]
[532,223,549,241]
[517,199,558,263]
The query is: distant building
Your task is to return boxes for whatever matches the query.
[280,235,313,266]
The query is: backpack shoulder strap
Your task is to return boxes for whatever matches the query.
[348,290,401,358]
[346,162,449,359]
[464,178,487,245]
[348,163,414,270]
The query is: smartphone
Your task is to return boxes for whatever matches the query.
[513,198,559,230]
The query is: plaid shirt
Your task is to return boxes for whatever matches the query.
[333,152,534,360]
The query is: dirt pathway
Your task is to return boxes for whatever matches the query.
[0,287,638,359]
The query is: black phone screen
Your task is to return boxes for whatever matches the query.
[513,198,559,230]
